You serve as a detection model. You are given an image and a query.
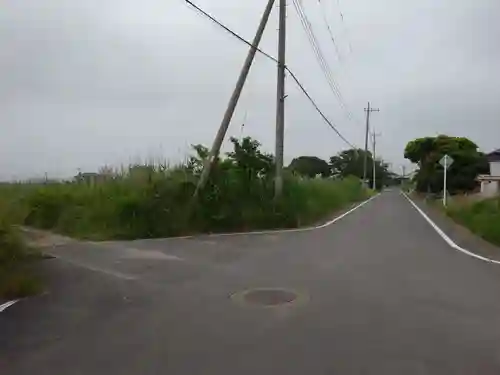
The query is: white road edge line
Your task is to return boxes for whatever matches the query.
[401,191,500,265]
[1,195,379,290]
[201,193,381,238]
[0,300,18,313]
[51,256,137,280]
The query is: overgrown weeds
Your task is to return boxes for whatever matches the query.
[446,197,500,247]
[0,137,369,240]
[0,215,42,299]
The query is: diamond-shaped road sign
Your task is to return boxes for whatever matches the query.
[439,154,454,169]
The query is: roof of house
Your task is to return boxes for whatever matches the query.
[486,149,500,162]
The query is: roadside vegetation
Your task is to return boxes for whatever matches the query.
[0,137,374,241]
[0,207,42,299]
[445,197,500,247]
[404,134,500,249]
[404,135,488,194]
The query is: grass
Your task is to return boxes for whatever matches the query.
[0,138,370,241]
[0,174,368,240]
[445,196,500,247]
[0,217,42,299]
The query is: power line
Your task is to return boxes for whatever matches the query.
[183,0,355,148]
[292,0,358,124]
[184,0,278,63]
[317,0,343,62]
[287,69,355,148]
[190,0,276,199]
[334,0,353,53]
[292,0,343,103]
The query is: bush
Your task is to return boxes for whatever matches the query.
[446,197,500,246]
[0,218,41,298]
[0,137,370,240]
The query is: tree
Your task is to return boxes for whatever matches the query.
[186,137,274,187]
[330,149,366,178]
[329,148,391,189]
[226,137,274,179]
[403,135,488,193]
[289,156,330,178]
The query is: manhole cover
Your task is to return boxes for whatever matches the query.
[233,288,300,307]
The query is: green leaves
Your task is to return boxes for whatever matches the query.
[2,136,371,239]
[329,148,392,189]
[289,156,330,178]
[403,135,487,193]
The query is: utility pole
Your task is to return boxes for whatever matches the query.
[192,0,276,199]
[275,0,287,198]
[240,111,248,140]
[371,131,381,190]
[363,102,379,186]
[443,155,448,207]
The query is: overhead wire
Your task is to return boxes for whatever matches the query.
[292,0,344,103]
[182,0,356,148]
[183,0,277,62]
[286,69,355,148]
[317,0,343,62]
[292,0,358,124]
[335,0,353,53]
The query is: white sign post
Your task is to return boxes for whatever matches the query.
[439,154,454,206]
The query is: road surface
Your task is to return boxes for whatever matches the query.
[2,190,500,374]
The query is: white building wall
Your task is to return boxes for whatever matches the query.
[481,180,499,197]
[490,161,500,176]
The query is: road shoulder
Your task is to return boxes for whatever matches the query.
[404,192,500,262]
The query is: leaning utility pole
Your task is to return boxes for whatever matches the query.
[371,131,381,190]
[363,102,379,185]
[192,0,276,199]
[274,0,287,198]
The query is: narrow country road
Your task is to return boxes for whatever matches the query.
[2,190,500,374]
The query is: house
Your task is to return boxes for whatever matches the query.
[74,172,109,186]
[477,149,500,197]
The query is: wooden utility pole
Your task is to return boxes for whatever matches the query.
[363,102,379,185]
[371,131,381,190]
[274,0,287,198]
[192,0,276,199]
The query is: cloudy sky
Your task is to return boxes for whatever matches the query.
[1,0,499,180]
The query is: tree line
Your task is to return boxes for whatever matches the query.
[289,149,396,189]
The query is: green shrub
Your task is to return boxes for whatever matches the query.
[0,218,42,298]
[0,138,369,240]
[0,267,41,299]
[446,197,500,246]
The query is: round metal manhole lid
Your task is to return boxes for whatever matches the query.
[232,288,305,307]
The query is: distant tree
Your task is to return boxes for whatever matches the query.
[330,149,366,178]
[404,135,488,193]
[329,148,391,189]
[289,156,330,178]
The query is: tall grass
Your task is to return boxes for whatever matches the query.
[0,204,42,298]
[446,197,500,246]
[0,137,369,240]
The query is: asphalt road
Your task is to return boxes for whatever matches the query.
[2,190,500,374]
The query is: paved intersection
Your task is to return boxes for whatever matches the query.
[2,190,500,374]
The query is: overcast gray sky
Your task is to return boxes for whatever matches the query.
[1,0,499,180]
